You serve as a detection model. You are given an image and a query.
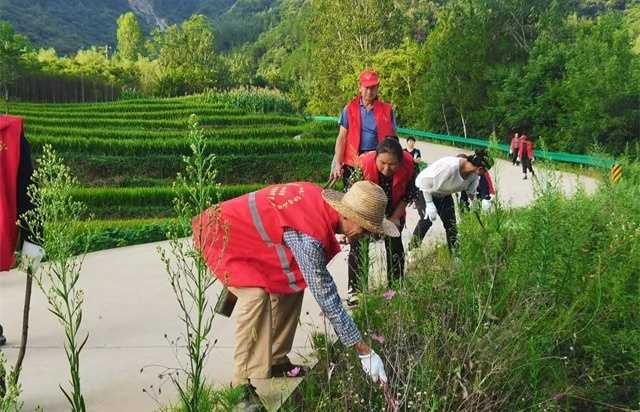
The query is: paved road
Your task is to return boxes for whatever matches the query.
[0,139,598,411]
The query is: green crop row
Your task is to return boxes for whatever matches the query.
[29,135,335,156]
[10,101,225,113]
[70,218,182,255]
[11,97,199,109]
[59,152,333,186]
[70,184,264,219]
[11,107,245,119]
[25,123,334,141]
[21,114,305,130]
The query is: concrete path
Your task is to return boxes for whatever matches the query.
[0,139,598,411]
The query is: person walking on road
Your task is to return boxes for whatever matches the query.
[509,132,520,165]
[518,132,535,179]
[411,149,494,251]
[330,70,396,188]
[193,181,396,408]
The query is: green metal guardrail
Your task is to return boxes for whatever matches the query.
[308,115,615,168]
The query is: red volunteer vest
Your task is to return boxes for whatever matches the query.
[342,96,395,167]
[193,182,342,294]
[484,171,496,195]
[0,116,22,271]
[359,150,414,216]
[518,136,534,159]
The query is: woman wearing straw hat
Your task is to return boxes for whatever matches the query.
[411,149,494,251]
[193,180,395,408]
[347,137,416,303]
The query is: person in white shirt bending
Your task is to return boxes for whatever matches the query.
[411,149,494,251]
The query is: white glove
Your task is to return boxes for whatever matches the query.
[531,157,535,162]
[481,198,492,211]
[21,241,45,273]
[426,201,438,222]
[509,149,512,155]
[359,350,387,383]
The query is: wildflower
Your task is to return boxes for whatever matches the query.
[287,367,301,377]
[383,289,396,300]
[371,333,385,344]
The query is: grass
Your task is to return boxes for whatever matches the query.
[284,161,640,411]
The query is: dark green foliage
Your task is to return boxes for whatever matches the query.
[288,165,640,411]
[60,152,333,186]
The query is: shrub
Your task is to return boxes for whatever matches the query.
[288,163,640,411]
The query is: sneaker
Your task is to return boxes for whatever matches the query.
[233,384,266,412]
[346,294,360,307]
[271,361,308,377]
[523,175,528,180]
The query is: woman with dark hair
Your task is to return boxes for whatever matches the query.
[518,133,535,179]
[347,137,416,302]
[411,149,494,251]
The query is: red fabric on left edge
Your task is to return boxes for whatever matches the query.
[0,115,23,271]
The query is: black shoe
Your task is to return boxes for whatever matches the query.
[234,384,266,412]
[523,175,528,180]
[0,324,5,346]
[271,361,308,377]
[346,294,360,307]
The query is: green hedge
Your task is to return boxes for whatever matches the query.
[61,152,333,186]
[29,136,335,156]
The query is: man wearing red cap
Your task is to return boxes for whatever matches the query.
[330,70,397,186]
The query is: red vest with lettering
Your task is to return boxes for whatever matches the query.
[359,150,414,217]
[342,96,395,167]
[0,116,22,271]
[193,182,342,294]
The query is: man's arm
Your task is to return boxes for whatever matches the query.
[282,229,366,350]
[331,126,348,180]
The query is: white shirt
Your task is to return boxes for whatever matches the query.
[415,156,479,202]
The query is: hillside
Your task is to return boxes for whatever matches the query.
[0,0,277,54]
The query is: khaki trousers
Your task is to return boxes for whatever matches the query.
[228,286,303,386]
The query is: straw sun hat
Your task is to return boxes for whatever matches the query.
[322,180,400,237]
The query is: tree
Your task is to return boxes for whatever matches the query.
[116,12,144,61]
[0,21,31,100]
[304,0,406,114]
[153,14,219,94]
[418,0,492,137]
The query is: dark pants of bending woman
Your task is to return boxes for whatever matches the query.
[521,153,534,176]
[348,234,405,293]
[411,195,458,251]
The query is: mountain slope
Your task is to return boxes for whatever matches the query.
[0,0,276,55]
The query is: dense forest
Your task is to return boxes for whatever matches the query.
[1,0,639,154]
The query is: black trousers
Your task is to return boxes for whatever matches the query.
[411,195,458,251]
[511,151,519,165]
[348,234,405,293]
[521,154,534,175]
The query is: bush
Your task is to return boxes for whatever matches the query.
[200,87,296,114]
[288,163,640,411]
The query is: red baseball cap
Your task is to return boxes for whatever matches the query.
[359,70,379,87]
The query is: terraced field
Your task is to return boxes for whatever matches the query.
[10,97,336,250]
